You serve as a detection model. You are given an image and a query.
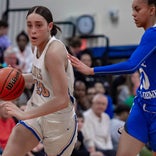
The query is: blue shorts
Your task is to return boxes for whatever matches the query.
[125,99,156,152]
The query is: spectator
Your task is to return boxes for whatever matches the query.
[125,71,140,107]
[0,101,16,153]
[74,80,90,112]
[94,81,106,94]
[67,37,82,56]
[111,75,130,105]
[110,104,130,151]
[74,49,96,88]
[0,20,11,64]
[87,86,96,107]
[14,31,33,73]
[13,31,34,104]
[2,46,21,70]
[71,111,104,156]
[94,81,114,119]
[82,93,116,156]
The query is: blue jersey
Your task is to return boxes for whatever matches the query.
[94,26,156,105]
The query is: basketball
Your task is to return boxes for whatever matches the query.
[0,67,25,101]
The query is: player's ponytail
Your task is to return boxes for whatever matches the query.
[51,23,61,36]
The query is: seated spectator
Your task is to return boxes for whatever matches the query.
[14,31,33,73]
[2,47,21,70]
[124,71,140,107]
[0,20,11,64]
[111,75,130,105]
[110,104,130,151]
[0,101,16,153]
[75,49,96,88]
[87,86,96,108]
[71,111,104,156]
[82,94,116,156]
[94,81,114,119]
[67,37,82,56]
[94,81,106,94]
[74,80,90,112]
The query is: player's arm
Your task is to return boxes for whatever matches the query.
[93,42,156,75]
[68,45,156,75]
[12,41,69,120]
[25,42,69,119]
[4,42,70,120]
[68,28,156,75]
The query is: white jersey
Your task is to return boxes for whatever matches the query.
[26,36,75,119]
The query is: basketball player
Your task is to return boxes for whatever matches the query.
[68,0,156,155]
[2,6,77,156]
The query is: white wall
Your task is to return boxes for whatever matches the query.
[7,0,144,46]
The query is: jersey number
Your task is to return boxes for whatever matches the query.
[34,79,50,97]
[140,67,150,90]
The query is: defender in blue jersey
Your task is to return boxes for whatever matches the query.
[68,0,156,155]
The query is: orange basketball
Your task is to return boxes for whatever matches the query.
[0,67,25,101]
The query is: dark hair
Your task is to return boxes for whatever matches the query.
[78,48,93,60]
[0,20,8,28]
[68,37,82,48]
[26,6,61,36]
[146,0,156,6]
[16,30,29,43]
[114,104,130,115]
[76,111,84,119]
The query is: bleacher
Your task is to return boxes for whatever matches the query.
[91,44,137,59]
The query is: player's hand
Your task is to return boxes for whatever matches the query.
[2,102,28,120]
[67,53,94,75]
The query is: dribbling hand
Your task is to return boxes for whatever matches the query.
[2,102,28,120]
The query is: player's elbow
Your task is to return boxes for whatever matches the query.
[126,59,140,74]
[128,64,139,73]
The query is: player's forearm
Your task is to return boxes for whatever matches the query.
[25,95,70,119]
[93,59,137,75]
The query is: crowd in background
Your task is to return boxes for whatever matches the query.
[0,19,152,156]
